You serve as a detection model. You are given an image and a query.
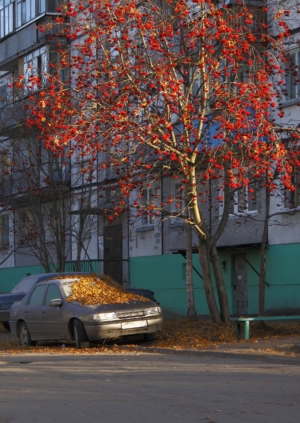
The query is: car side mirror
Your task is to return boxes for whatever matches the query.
[49,298,63,307]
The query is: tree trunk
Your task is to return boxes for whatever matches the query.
[198,237,222,323]
[210,244,230,323]
[258,188,270,316]
[185,224,197,318]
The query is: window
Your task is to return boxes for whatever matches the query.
[0,72,15,106]
[0,0,15,38]
[50,159,70,185]
[0,151,8,178]
[80,194,91,210]
[82,214,94,239]
[45,206,54,242]
[23,46,48,92]
[0,214,9,249]
[28,285,47,306]
[139,188,154,226]
[16,0,25,27]
[285,51,300,101]
[45,284,62,306]
[229,184,257,215]
[48,45,69,81]
[106,186,120,205]
[19,210,34,238]
[0,84,7,108]
[284,171,300,209]
[0,0,47,38]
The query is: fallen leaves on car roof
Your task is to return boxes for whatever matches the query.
[61,274,149,306]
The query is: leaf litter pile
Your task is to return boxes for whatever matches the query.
[61,274,149,305]
[1,315,300,355]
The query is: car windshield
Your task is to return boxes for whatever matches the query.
[11,278,37,294]
[61,280,77,297]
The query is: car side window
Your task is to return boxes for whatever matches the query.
[45,284,62,306]
[28,285,47,306]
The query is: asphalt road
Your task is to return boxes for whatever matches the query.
[0,352,299,423]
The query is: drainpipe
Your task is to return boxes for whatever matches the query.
[161,174,164,255]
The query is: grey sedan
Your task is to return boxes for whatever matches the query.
[9,278,163,348]
[0,272,90,330]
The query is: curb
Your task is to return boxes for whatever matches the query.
[119,344,300,365]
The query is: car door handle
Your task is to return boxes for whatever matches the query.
[25,310,28,314]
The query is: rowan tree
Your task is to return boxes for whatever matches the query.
[23,0,300,322]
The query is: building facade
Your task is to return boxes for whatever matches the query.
[0,0,300,318]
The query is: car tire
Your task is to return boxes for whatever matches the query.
[2,322,10,331]
[144,332,156,342]
[19,322,36,347]
[73,319,89,349]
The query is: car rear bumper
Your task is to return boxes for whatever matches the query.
[84,316,163,341]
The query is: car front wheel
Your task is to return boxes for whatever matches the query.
[19,322,36,347]
[73,319,89,349]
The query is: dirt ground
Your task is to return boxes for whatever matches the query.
[1,318,300,356]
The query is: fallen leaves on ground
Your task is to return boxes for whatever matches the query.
[1,318,300,355]
[154,318,237,349]
[153,318,300,351]
[60,274,148,305]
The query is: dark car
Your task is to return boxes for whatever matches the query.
[9,277,163,348]
[126,288,159,304]
[0,272,89,330]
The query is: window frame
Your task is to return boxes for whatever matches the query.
[27,284,47,306]
[283,169,300,210]
[284,50,300,102]
[137,187,155,228]
[228,183,258,216]
[23,46,48,93]
[0,214,9,249]
[0,0,47,39]
[19,209,34,239]
[45,284,63,307]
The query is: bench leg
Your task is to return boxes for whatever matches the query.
[243,321,250,341]
[236,322,241,339]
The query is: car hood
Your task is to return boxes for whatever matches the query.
[0,293,25,305]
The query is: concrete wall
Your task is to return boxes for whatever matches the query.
[0,23,38,71]
[128,185,162,258]
[162,175,266,254]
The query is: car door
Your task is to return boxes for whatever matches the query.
[41,284,67,340]
[24,284,47,340]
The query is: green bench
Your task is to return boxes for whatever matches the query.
[230,316,300,341]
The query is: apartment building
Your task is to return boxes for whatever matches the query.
[0,0,299,318]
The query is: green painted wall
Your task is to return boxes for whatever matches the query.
[265,244,300,312]
[130,245,300,316]
[0,265,45,293]
[130,252,237,315]
[1,243,300,315]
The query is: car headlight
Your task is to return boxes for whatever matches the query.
[144,306,161,315]
[93,312,118,322]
